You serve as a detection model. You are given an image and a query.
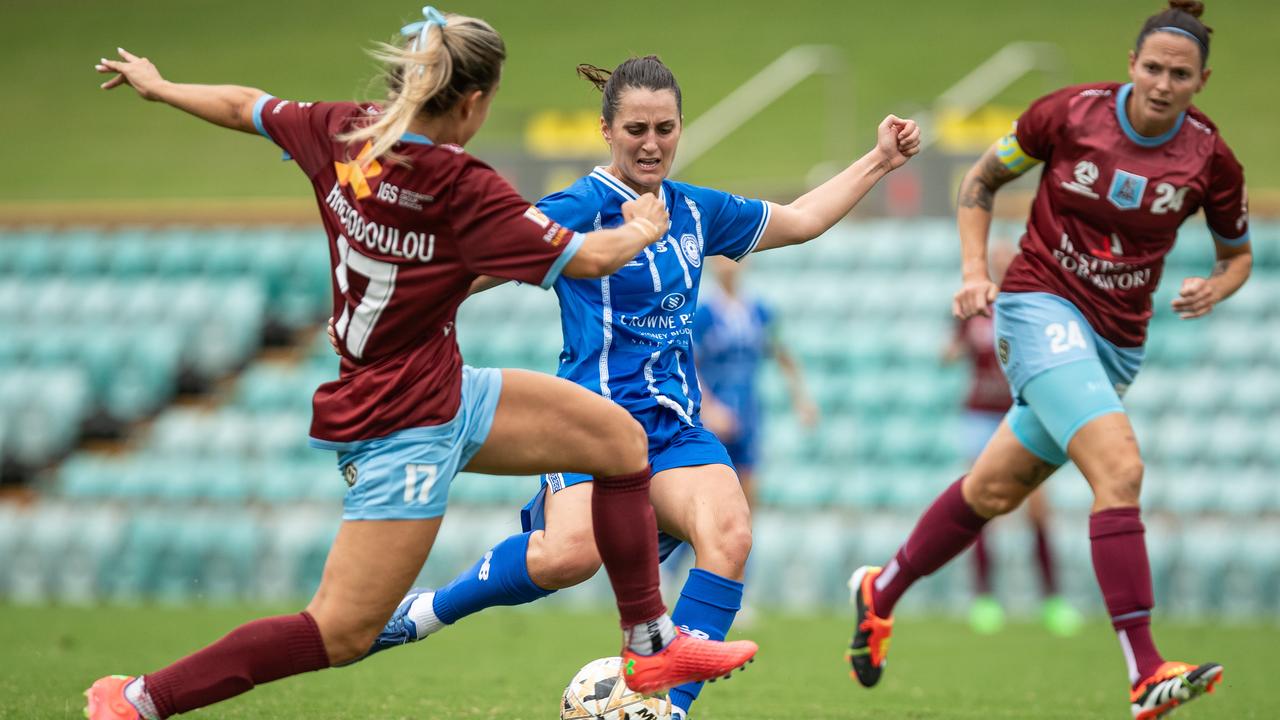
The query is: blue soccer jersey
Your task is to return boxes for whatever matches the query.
[538,167,771,422]
[693,288,773,433]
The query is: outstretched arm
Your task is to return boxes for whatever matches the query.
[96,47,264,134]
[952,140,1033,319]
[752,115,921,252]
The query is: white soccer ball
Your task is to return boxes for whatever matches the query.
[560,656,673,720]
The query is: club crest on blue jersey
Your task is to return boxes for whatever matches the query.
[1107,169,1148,211]
[680,233,702,268]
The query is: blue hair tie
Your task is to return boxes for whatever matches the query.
[401,6,448,52]
[1156,25,1207,53]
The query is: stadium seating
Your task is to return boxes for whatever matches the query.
[2,219,1278,615]
[0,226,330,478]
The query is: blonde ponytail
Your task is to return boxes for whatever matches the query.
[339,10,505,167]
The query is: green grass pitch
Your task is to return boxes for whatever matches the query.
[1,604,1270,718]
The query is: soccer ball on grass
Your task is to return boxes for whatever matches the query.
[560,656,672,720]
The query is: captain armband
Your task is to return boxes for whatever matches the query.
[995,132,1042,175]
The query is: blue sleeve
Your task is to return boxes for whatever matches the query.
[683,185,771,261]
[536,185,602,235]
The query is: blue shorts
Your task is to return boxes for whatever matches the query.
[720,415,760,470]
[520,405,733,562]
[993,292,1144,466]
[310,366,503,520]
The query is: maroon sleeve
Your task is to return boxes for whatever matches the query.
[1204,137,1251,245]
[253,96,356,177]
[1013,86,1075,161]
[446,159,581,288]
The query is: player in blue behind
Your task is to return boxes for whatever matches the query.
[343,55,919,718]
[695,255,818,510]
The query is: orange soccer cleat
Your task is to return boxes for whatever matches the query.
[84,675,141,720]
[846,565,894,688]
[619,630,757,696]
[1129,661,1223,719]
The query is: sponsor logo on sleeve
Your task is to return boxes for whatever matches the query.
[342,463,358,487]
[543,225,571,247]
[524,205,551,229]
[997,338,1011,365]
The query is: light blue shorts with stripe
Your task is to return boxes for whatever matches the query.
[310,366,503,520]
[993,292,1145,466]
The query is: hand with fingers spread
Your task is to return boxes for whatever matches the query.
[1171,276,1220,319]
[953,276,1000,319]
[95,47,167,100]
[875,114,922,171]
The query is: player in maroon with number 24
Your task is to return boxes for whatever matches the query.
[847,3,1248,719]
[84,8,755,720]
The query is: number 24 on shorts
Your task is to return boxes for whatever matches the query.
[1045,321,1087,354]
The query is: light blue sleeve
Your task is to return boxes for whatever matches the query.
[682,185,771,261]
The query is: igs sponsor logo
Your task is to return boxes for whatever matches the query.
[661,293,686,312]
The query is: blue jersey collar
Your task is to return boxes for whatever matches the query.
[1115,83,1185,148]
[590,167,667,205]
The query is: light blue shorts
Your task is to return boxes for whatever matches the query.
[520,405,733,562]
[310,366,503,520]
[993,292,1144,466]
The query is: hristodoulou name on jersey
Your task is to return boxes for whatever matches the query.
[1053,233,1152,291]
[326,182,435,263]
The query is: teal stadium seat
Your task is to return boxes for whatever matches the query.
[9,236,57,275]
[59,231,112,276]
[103,229,158,276]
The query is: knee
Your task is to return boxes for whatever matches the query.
[536,529,601,589]
[693,506,753,574]
[964,474,1026,518]
[306,608,383,666]
[1094,457,1144,508]
[596,412,648,476]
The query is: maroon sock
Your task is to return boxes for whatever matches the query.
[972,530,993,596]
[1089,508,1164,685]
[1032,519,1058,596]
[873,477,988,616]
[592,466,666,626]
[144,611,330,717]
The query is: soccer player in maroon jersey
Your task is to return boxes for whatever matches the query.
[83,9,757,719]
[943,243,1080,637]
[847,3,1247,718]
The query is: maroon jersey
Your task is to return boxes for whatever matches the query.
[956,315,1013,413]
[1000,82,1250,347]
[254,97,580,444]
